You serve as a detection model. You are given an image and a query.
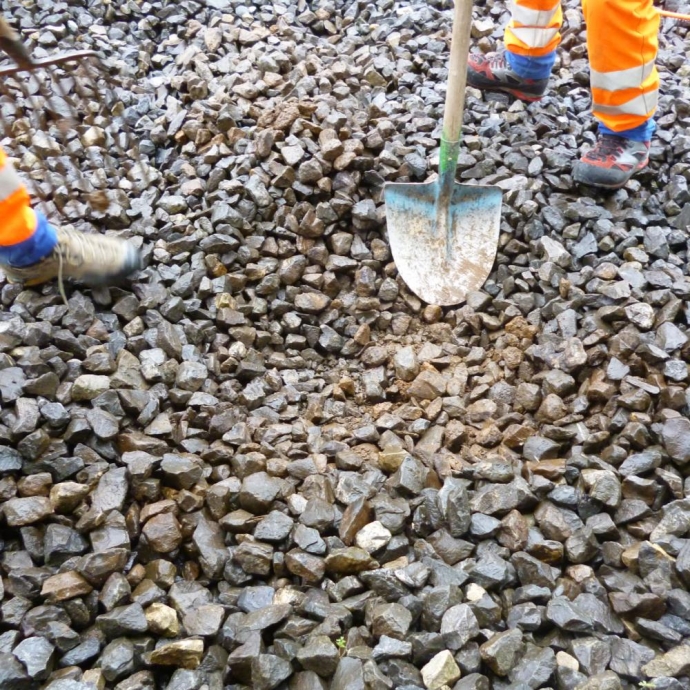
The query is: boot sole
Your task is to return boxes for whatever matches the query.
[16,249,142,288]
[468,78,546,102]
[573,160,649,190]
[21,270,139,288]
[504,89,544,102]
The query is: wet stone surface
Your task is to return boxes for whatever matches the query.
[0,0,689,689]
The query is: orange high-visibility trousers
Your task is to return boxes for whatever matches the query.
[0,147,37,245]
[0,146,57,267]
[505,0,660,133]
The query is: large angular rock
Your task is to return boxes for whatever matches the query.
[3,497,53,526]
[441,604,480,651]
[331,657,365,690]
[408,370,447,400]
[662,418,690,464]
[146,639,204,668]
[480,629,524,676]
[421,650,460,690]
[642,644,690,678]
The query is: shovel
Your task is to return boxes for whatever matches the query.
[384,0,502,307]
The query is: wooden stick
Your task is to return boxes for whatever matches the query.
[441,0,474,144]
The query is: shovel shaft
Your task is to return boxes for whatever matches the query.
[441,0,474,145]
[438,137,460,207]
[438,0,474,205]
[659,9,690,20]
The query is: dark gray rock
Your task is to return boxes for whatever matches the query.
[12,636,55,680]
[479,629,524,676]
[251,654,293,690]
[508,644,556,688]
[331,657,365,690]
[440,604,480,651]
[97,603,148,637]
[296,635,339,677]
[0,652,32,690]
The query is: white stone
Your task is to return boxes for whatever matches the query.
[540,236,571,268]
[465,583,486,602]
[471,18,495,38]
[393,346,419,382]
[288,494,307,515]
[280,144,305,166]
[624,302,655,330]
[421,650,461,690]
[355,521,392,554]
[556,651,579,671]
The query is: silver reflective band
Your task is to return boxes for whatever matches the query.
[509,0,560,27]
[0,160,24,202]
[509,26,559,48]
[594,90,659,117]
[590,60,656,92]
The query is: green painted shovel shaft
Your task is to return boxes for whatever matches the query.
[438,136,461,204]
[436,0,473,209]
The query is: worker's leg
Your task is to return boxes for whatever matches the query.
[0,146,141,286]
[573,0,659,188]
[584,0,659,139]
[0,147,58,268]
[504,0,563,78]
[468,0,562,101]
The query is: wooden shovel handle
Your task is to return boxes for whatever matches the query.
[442,0,475,143]
[659,9,690,20]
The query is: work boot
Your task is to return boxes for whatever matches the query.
[572,135,650,189]
[467,50,549,101]
[3,227,141,287]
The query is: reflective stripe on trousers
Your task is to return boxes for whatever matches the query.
[505,0,563,57]
[584,0,660,131]
[504,0,660,132]
[0,146,39,247]
[0,148,24,200]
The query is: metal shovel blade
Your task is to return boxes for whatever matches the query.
[384,179,502,306]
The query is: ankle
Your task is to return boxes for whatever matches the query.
[0,213,57,268]
[597,120,655,144]
[505,50,555,80]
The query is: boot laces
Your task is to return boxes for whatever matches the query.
[587,136,626,163]
[54,231,113,306]
[488,53,508,71]
[58,230,115,267]
[56,250,67,307]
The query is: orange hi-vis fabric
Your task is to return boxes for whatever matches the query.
[504,0,660,132]
[0,146,57,268]
[0,145,38,246]
[505,0,563,58]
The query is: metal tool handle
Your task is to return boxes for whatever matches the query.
[0,15,34,70]
[438,0,474,203]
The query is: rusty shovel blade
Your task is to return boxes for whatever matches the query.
[384,179,502,307]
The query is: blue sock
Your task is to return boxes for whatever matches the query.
[506,50,556,80]
[0,211,58,268]
[598,119,655,143]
